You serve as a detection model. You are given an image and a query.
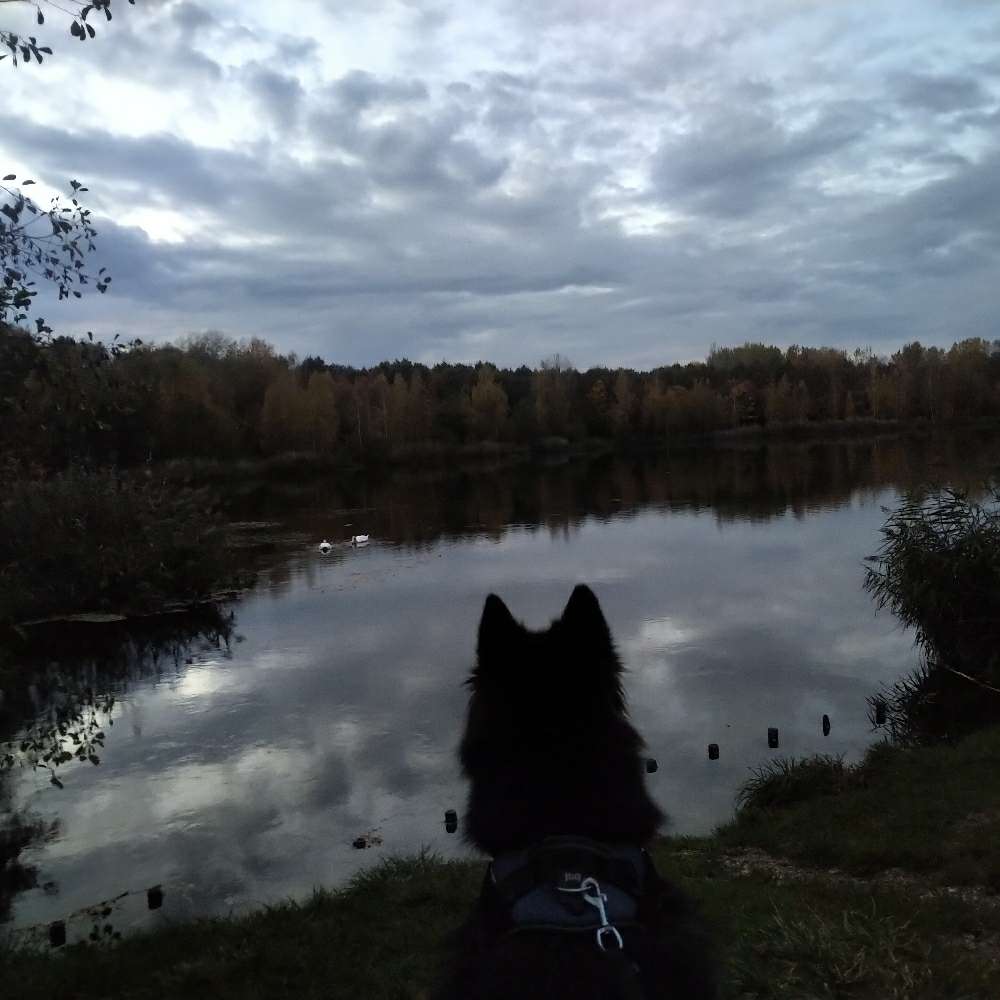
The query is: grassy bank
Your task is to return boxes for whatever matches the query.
[718,724,1000,888]
[6,727,1000,999]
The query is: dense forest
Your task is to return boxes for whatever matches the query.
[2,325,1000,471]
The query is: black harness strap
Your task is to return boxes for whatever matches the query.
[492,848,643,904]
[483,836,654,1000]
[605,950,647,1000]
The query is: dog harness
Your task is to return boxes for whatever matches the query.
[484,836,652,999]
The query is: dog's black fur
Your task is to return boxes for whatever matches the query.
[437,585,716,999]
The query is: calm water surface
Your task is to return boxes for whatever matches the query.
[5,433,1000,941]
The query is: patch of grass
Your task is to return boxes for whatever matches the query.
[650,839,1000,999]
[726,896,997,1000]
[719,726,1000,887]
[5,845,1000,999]
[3,853,482,1000]
[735,755,848,812]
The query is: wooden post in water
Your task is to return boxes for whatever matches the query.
[767,727,779,749]
[445,809,458,833]
[147,886,164,910]
[49,921,66,948]
[822,714,831,736]
[874,699,887,725]
[707,743,720,760]
[645,758,658,773]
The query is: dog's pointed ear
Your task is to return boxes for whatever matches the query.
[477,593,518,662]
[561,584,612,647]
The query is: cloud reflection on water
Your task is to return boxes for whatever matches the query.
[8,435,999,934]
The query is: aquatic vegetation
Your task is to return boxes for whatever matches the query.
[0,469,243,626]
[865,487,1000,744]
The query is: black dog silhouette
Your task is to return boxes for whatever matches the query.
[437,585,716,999]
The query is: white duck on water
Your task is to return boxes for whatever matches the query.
[351,534,369,546]
[318,540,332,553]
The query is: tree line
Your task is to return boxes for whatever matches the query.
[2,326,999,471]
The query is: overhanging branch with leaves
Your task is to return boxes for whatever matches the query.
[1,0,134,66]
[1,174,111,333]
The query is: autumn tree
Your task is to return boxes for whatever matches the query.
[584,377,610,436]
[708,342,784,383]
[764,376,795,425]
[156,350,238,459]
[947,339,992,419]
[469,364,509,440]
[226,338,284,450]
[304,371,339,452]
[260,370,311,454]
[893,342,929,420]
[640,376,669,435]
[371,372,391,442]
[610,371,636,436]
[533,355,573,437]
[387,372,410,443]
[406,369,433,441]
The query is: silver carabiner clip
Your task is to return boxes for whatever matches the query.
[581,877,624,951]
[596,923,624,951]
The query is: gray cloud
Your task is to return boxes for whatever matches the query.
[4,0,999,365]
[172,1,219,34]
[6,120,261,209]
[363,110,509,191]
[244,63,306,126]
[653,98,875,218]
[330,69,430,109]
[893,71,992,112]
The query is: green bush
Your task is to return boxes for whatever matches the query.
[865,487,1000,743]
[0,469,240,625]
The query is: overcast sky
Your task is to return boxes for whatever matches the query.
[4,0,999,368]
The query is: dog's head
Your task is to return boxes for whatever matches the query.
[459,584,663,853]
[468,583,626,725]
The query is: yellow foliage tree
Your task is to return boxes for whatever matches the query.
[470,365,509,440]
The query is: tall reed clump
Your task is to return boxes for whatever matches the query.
[864,486,1000,744]
[0,469,240,626]
[734,754,849,814]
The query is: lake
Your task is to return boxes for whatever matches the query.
[4,431,999,943]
